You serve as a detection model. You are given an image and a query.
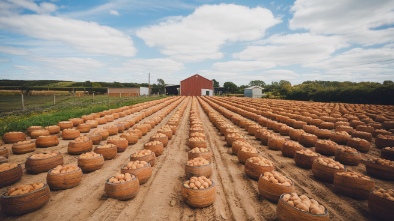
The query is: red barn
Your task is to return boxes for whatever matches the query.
[180,74,214,96]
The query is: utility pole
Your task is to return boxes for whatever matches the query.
[148,73,150,96]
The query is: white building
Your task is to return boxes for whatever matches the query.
[244,86,264,98]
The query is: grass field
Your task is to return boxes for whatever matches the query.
[0,94,165,138]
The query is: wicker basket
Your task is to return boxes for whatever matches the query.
[335,148,361,166]
[351,131,372,142]
[151,135,169,147]
[315,140,338,156]
[289,129,304,142]
[231,141,253,155]
[237,150,259,164]
[347,137,370,153]
[58,121,73,130]
[364,160,394,180]
[267,136,286,151]
[0,147,9,158]
[62,129,81,140]
[144,141,164,157]
[368,191,394,221]
[181,181,216,208]
[12,140,36,154]
[0,184,50,215]
[282,141,304,158]
[45,125,61,135]
[103,125,119,136]
[121,163,153,184]
[30,129,50,139]
[244,160,274,180]
[77,123,91,133]
[94,144,117,160]
[298,133,318,147]
[36,135,59,148]
[312,160,346,183]
[87,133,102,145]
[258,176,295,203]
[375,134,394,149]
[276,194,329,221]
[314,129,332,140]
[185,163,213,179]
[333,173,374,200]
[105,176,139,200]
[46,167,83,190]
[188,150,212,162]
[107,138,128,153]
[0,164,23,188]
[3,131,26,144]
[120,132,139,145]
[69,118,84,127]
[78,154,104,172]
[329,131,350,145]
[67,138,93,155]
[25,152,64,174]
[130,152,156,167]
[381,148,394,161]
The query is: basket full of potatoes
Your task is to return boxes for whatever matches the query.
[181,176,216,208]
[46,164,83,190]
[121,160,152,184]
[1,182,50,215]
[185,157,212,179]
[333,171,374,200]
[188,147,212,161]
[258,171,295,203]
[105,173,139,200]
[276,193,329,221]
[364,158,394,180]
[0,163,23,188]
[25,151,64,174]
[368,188,394,221]
[78,151,104,172]
[312,157,346,183]
[244,156,274,180]
[130,149,156,167]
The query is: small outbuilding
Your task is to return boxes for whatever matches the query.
[244,86,264,98]
[180,74,214,96]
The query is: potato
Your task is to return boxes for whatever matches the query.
[107,136,127,141]
[124,160,149,169]
[336,171,370,180]
[80,151,100,159]
[189,137,205,142]
[151,133,167,139]
[368,158,394,167]
[247,156,274,166]
[96,144,116,149]
[132,150,153,157]
[316,157,345,169]
[108,173,135,183]
[239,146,257,153]
[144,141,162,146]
[296,149,318,157]
[74,135,89,143]
[189,147,209,153]
[51,164,79,174]
[373,188,394,200]
[30,151,58,159]
[262,171,292,186]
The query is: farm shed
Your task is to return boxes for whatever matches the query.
[107,88,139,97]
[180,74,213,96]
[244,86,264,98]
[165,85,180,95]
[140,87,149,96]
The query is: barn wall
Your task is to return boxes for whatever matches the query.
[180,75,213,96]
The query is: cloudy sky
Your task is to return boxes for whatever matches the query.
[0,0,393,86]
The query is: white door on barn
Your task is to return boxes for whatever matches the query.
[201,89,213,96]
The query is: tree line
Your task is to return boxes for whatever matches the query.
[216,79,394,105]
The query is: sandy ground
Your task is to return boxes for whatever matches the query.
[0,96,392,221]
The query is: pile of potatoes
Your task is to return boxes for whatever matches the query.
[187,157,209,166]
[383,147,394,151]
[337,146,358,153]
[144,141,162,146]
[239,146,258,153]
[0,163,18,172]
[124,160,149,170]
[80,151,100,159]
[189,147,209,153]
[316,158,345,169]
[151,133,167,139]
[108,173,135,183]
[74,136,89,143]
[373,188,394,200]
[247,156,274,166]
[368,158,394,167]
[131,150,153,157]
[96,144,116,149]
[183,176,213,189]
[15,140,32,145]
[282,193,326,215]
[227,133,244,139]
[189,137,205,142]
[190,126,203,131]
[30,151,58,159]
[6,183,45,196]
[262,171,292,186]
[336,171,370,180]
[296,149,318,157]
[51,164,79,174]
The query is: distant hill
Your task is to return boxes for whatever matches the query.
[0,80,149,88]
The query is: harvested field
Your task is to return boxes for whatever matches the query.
[1,96,393,221]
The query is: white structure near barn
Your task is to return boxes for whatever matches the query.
[244,86,264,98]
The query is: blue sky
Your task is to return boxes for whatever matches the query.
[0,0,393,86]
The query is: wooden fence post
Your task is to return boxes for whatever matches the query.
[21,93,25,111]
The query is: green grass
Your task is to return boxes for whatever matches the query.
[0,95,166,138]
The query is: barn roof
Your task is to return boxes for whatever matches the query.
[180,74,212,83]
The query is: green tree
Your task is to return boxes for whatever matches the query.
[223,82,238,93]
[249,80,266,87]
[157,79,165,94]
[212,79,220,87]
[383,80,394,86]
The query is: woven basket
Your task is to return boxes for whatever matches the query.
[25,152,64,174]
[105,176,139,200]
[46,168,83,190]
[312,160,346,183]
[244,160,274,180]
[0,184,50,215]
[36,135,59,148]
[185,163,212,179]
[333,173,374,200]
[364,160,394,180]
[121,163,153,184]
[78,154,104,172]
[181,182,216,208]
[12,140,36,154]
[368,191,394,221]
[258,176,295,203]
[0,164,23,188]
[130,151,156,167]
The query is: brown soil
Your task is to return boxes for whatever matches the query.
[0,97,391,221]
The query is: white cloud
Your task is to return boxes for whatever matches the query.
[234,33,348,66]
[290,0,394,45]
[213,60,275,72]
[261,69,299,81]
[0,46,29,55]
[136,4,281,62]
[110,58,184,74]
[0,14,136,57]
[109,9,119,16]
[32,57,104,71]
[6,0,57,14]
